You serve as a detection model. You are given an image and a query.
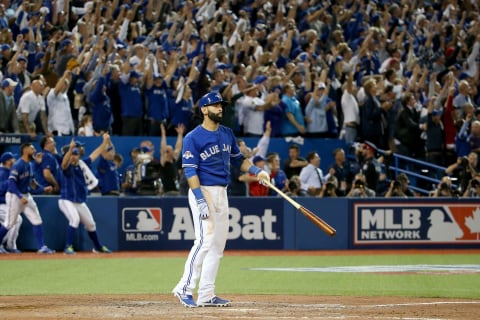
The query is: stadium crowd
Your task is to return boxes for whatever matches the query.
[0,0,480,200]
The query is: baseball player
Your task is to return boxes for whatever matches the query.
[0,143,55,254]
[59,134,112,254]
[172,92,269,308]
[0,152,22,253]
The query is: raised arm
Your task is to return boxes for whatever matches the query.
[88,133,110,162]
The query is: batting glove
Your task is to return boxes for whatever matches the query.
[197,199,209,219]
[257,170,270,186]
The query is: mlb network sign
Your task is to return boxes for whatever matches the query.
[354,203,480,245]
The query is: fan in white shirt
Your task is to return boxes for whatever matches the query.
[46,70,74,136]
[299,151,333,196]
[17,79,49,138]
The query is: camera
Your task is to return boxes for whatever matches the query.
[392,180,401,189]
[439,182,450,191]
[354,179,365,188]
[461,156,469,166]
[471,179,480,188]
[325,182,335,190]
[133,153,163,195]
[288,180,299,191]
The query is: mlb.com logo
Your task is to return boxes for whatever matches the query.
[122,208,162,232]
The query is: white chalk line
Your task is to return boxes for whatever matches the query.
[365,301,480,308]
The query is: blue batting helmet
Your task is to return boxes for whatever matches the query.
[198,92,227,108]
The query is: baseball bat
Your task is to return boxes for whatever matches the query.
[262,179,336,237]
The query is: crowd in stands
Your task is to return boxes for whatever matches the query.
[0,0,479,198]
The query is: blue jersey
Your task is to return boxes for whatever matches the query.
[8,159,43,198]
[182,125,243,186]
[33,151,62,188]
[96,157,120,194]
[272,169,288,192]
[60,164,87,203]
[119,82,143,117]
[145,83,169,121]
[89,76,113,131]
[0,166,9,203]
[60,158,92,203]
[171,98,193,128]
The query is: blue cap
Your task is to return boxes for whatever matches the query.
[217,63,232,70]
[0,152,17,163]
[35,52,45,62]
[17,55,27,62]
[72,148,80,155]
[431,109,442,116]
[198,92,227,108]
[2,78,18,88]
[459,72,471,80]
[1,44,11,51]
[297,52,308,62]
[252,155,267,164]
[61,39,73,49]
[141,146,153,153]
[130,70,142,78]
[189,34,200,41]
[135,35,147,44]
[253,75,267,84]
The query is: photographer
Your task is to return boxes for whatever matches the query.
[384,180,407,198]
[445,152,478,193]
[431,176,456,197]
[319,176,338,198]
[285,175,307,197]
[462,178,480,198]
[347,173,376,197]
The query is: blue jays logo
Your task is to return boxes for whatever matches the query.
[183,151,193,159]
[122,208,162,232]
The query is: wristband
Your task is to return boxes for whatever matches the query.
[192,187,204,201]
[248,165,262,176]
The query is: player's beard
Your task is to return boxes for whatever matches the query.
[207,110,223,124]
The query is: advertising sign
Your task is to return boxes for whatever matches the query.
[118,197,284,250]
[353,203,480,245]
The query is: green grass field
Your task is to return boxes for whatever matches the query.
[1,253,479,299]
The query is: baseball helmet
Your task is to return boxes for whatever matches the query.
[198,92,227,108]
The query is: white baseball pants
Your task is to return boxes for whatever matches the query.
[0,203,22,250]
[58,199,96,231]
[173,185,229,303]
[5,192,43,228]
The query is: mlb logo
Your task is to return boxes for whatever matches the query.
[122,208,162,232]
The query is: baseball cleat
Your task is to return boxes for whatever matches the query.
[92,246,112,254]
[174,292,197,308]
[7,248,21,253]
[64,246,75,255]
[0,246,9,254]
[197,296,231,307]
[37,245,55,254]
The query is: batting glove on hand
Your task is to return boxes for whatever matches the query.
[257,170,270,186]
[197,199,209,219]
